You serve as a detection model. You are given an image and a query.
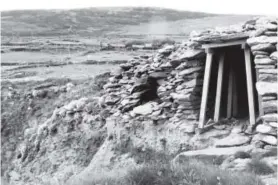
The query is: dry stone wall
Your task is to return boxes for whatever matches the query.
[246,17,278,146]
[100,16,278,152]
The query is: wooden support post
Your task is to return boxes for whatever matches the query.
[256,69,263,116]
[227,61,233,118]
[242,45,256,125]
[232,73,238,117]
[214,52,225,122]
[199,49,214,128]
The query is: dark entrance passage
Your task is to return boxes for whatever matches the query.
[208,46,259,120]
[199,39,259,128]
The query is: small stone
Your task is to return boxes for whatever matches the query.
[149,72,168,79]
[255,65,276,69]
[104,95,120,105]
[258,73,277,82]
[103,83,121,90]
[32,89,47,98]
[256,124,272,134]
[265,23,278,31]
[252,51,269,56]
[251,43,276,52]
[262,114,278,122]
[132,102,158,115]
[247,36,277,46]
[254,57,276,65]
[120,63,133,71]
[213,125,226,130]
[262,100,278,114]
[231,125,244,134]
[269,122,278,128]
[179,66,204,76]
[265,31,277,36]
[215,134,251,147]
[158,45,175,54]
[262,135,277,145]
[259,69,278,75]
[262,96,277,101]
[256,82,277,96]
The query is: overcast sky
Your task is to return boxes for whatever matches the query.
[1,0,278,16]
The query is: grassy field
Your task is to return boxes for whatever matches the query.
[1,7,254,82]
[1,7,215,37]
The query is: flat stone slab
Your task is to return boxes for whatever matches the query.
[214,134,251,147]
[256,82,278,95]
[262,114,278,122]
[175,145,253,158]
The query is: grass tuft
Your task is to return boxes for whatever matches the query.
[247,158,274,175]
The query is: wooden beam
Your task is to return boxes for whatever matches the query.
[232,74,238,117]
[227,62,233,118]
[202,40,246,49]
[199,51,214,128]
[214,52,225,122]
[256,69,263,116]
[244,47,256,125]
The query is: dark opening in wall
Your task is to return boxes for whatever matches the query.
[207,46,259,120]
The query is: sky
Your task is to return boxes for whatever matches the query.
[1,0,278,16]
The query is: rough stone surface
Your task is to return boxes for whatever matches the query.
[131,102,158,115]
[251,43,276,52]
[262,114,278,122]
[247,36,277,46]
[262,135,278,145]
[214,134,251,147]
[256,82,278,96]
[256,124,273,134]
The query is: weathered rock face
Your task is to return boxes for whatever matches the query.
[246,17,278,148]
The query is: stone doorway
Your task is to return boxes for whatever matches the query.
[199,39,260,128]
[208,46,259,120]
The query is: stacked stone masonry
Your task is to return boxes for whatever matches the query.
[101,16,278,148]
[246,17,278,146]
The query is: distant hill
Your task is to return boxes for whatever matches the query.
[1,7,216,37]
